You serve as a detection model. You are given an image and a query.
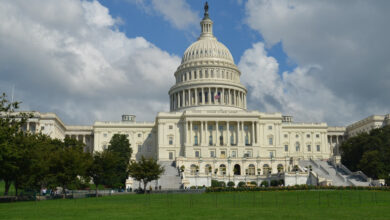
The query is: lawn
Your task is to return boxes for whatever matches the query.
[0,190,389,219]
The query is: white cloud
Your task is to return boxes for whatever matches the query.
[128,0,199,30]
[0,0,180,124]
[242,0,390,125]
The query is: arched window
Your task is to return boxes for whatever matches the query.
[190,164,197,175]
[263,164,271,175]
[277,164,284,173]
[296,142,300,152]
[219,164,226,175]
[248,164,255,175]
[205,164,212,175]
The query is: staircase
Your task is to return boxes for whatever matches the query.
[299,160,371,186]
[130,161,182,190]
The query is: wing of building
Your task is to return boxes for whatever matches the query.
[16,4,389,188]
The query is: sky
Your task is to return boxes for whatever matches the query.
[0,0,389,126]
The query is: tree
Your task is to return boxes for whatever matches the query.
[107,134,132,188]
[128,156,164,193]
[88,150,122,197]
[0,92,31,195]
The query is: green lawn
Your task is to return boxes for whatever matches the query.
[0,190,389,219]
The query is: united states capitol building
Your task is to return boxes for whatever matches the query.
[21,4,389,188]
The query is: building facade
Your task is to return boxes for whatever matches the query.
[16,5,388,187]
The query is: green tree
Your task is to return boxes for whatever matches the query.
[128,156,164,193]
[0,92,31,195]
[107,134,132,188]
[88,150,121,197]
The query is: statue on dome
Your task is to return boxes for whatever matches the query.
[204,2,209,18]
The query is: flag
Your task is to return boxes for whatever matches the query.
[214,92,220,99]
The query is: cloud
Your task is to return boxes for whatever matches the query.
[127,0,199,30]
[242,0,390,125]
[0,0,180,124]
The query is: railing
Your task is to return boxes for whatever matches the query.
[336,172,347,182]
[338,163,353,175]
[319,165,330,175]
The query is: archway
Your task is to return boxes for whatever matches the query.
[205,164,212,175]
[190,164,197,175]
[248,164,255,175]
[263,164,271,175]
[219,164,226,175]
[233,164,241,175]
[277,164,284,173]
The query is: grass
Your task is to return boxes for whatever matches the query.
[0,190,390,219]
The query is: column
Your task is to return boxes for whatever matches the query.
[241,122,245,145]
[236,121,240,145]
[216,121,219,146]
[227,121,230,146]
[208,88,211,104]
[252,121,255,145]
[182,90,185,107]
[184,120,188,145]
[228,89,231,105]
[26,122,30,131]
[200,121,203,146]
[195,88,198,105]
[256,122,260,145]
[243,94,246,109]
[336,136,339,155]
[201,88,205,104]
[221,88,225,105]
[190,121,193,146]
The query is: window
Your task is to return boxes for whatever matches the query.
[210,151,215,158]
[269,137,273,145]
[209,135,213,146]
[138,133,141,137]
[138,145,142,152]
[296,134,299,138]
[231,150,237,158]
[169,125,173,129]
[269,151,274,158]
[284,134,288,138]
[230,135,234,145]
[195,151,200,158]
[268,125,273,130]
[306,134,310,138]
[194,135,198,146]
[169,137,173,145]
[284,145,288,152]
[220,151,226,158]
[103,133,107,138]
[307,145,311,151]
[169,152,173,160]
[296,142,300,152]
[148,133,152,138]
[244,150,252,158]
[147,145,151,152]
[245,135,249,145]
[248,164,255,175]
[316,134,320,138]
[194,125,198,130]
[229,125,234,131]
[208,125,213,131]
[244,125,248,131]
[219,136,223,145]
[219,125,223,131]
[316,145,320,152]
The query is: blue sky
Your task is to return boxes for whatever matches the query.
[0,0,389,126]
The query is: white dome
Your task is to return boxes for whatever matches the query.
[181,38,234,64]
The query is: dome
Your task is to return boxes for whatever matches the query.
[181,38,234,64]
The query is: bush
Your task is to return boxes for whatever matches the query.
[238,181,246,187]
[250,181,257,186]
[211,180,220,187]
[260,180,269,187]
[190,186,197,189]
[227,181,235,187]
[219,181,226,187]
[270,180,279,187]
[278,179,284,186]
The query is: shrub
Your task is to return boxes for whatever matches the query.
[238,181,246,187]
[190,186,197,189]
[270,180,279,187]
[211,180,220,187]
[250,181,257,186]
[227,181,235,187]
[260,180,269,187]
[219,181,226,187]
[278,179,284,186]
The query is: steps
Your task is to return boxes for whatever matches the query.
[299,160,371,186]
[131,161,182,190]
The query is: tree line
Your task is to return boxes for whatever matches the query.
[340,125,390,184]
[0,93,164,197]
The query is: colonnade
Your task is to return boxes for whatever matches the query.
[183,120,258,147]
[170,87,246,110]
[328,135,344,155]
[66,134,94,153]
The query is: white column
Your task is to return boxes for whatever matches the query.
[200,121,203,146]
[256,122,259,145]
[189,121,193,146]
[216,121,219,146]
[184,120,188,145]
[195,88,198,105]
[228,89,231,105]
[241,121,245,145]
[201,88,205,104]
[236,121,240,145]
[182,90,185,107]
[26,122,30,131]
[208,88,211,104]
[221,88,225,105]
[252,121,255,145]
[227,121,230,146]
